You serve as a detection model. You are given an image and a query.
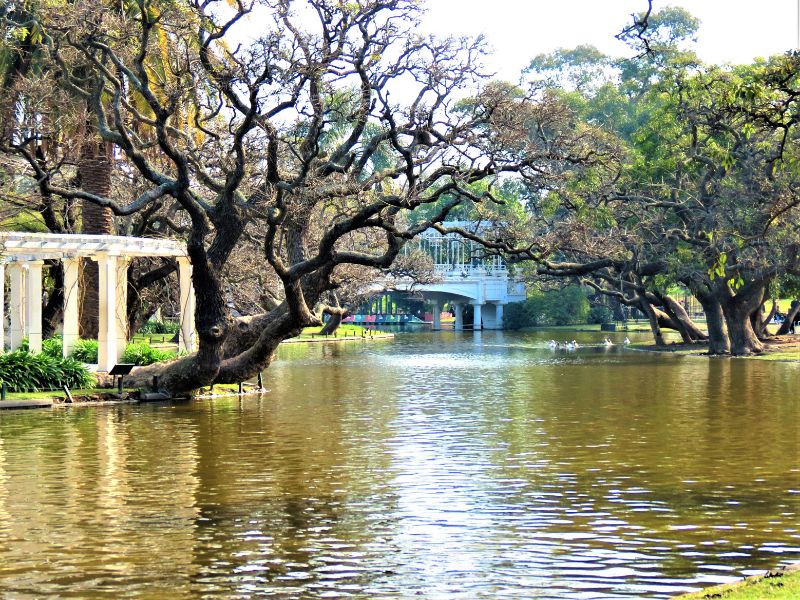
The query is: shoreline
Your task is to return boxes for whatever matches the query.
[281,332,394,344]
[628,335,800,363]
[675,563,800,599]
[0,332,397,409]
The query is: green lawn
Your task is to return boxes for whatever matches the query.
[298,325,390,338]
[677,568,800,599]
[131,333,177,347]
[3,388,137,402]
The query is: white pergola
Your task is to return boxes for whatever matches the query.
[0,232,196,371]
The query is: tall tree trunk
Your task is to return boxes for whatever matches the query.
[42,261,64,338]
[78,138,115,339]
[776,300,800,335]
[753,298,777,339]
[721,285,765,355]
[698,296,730,355]
[639,298,666,346]
[0,28,34,143]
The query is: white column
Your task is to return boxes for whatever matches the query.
[0,262,4,351]
[25,261,43,353]
[454,303,464,331]
[432,300,441,331]
[96,254,120,371]
[115,257,129,359]
[496,303,504,330]
[62,258,80,358]
[178,257,197,353]
[8,263,25,350]
[472,302,483,330]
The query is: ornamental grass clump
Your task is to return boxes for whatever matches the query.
[69,339,99,363]
[121,343,177,366]
[0,350,95,393]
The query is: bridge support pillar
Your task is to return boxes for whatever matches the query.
[472,302,482,330]
[454,303,464,331]
[483,303,505,330]
[432,300,441,331]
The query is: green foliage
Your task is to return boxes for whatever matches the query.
[502,302,537,330]
[0,350,95,393]
[587,304,614,324]
[121,343,176,366]
[526,44,610,92]
[42,337,63,358]
[535,285,590,326]
[19,337,64,357]
[69,339,99,363]
[504,285,590,329]
[138,320,180,335]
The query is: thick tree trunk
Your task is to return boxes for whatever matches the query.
[657,293,708,342]
[42,261,64,338]
[639,298,666,346]
[319,307,348,335]
[78,138,115,339]
[319,313,343,335]
[721,285,765,355]
[777,300,800,335]
[0,29,34,142]
[698,297,730,355]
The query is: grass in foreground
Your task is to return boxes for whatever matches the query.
[677,567,800,599]
[3,388,136,401]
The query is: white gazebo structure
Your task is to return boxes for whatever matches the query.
[0,232,196,371]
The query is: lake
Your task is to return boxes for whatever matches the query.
[0,330,797,598]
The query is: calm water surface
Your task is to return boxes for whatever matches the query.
[0,330,798,599]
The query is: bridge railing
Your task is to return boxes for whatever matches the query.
[433,264,509,279]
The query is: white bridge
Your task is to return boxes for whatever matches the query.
[378,223,527,330]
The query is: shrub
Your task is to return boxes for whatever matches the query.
[0,350,95,392]
[70,339,99,363]
[121,342,176,366]
[138,320,180,335]
[503,286,591,329]
[42,337,63,358]
[18,337,65,359]
[587,304,614,324]
[503,302,536,330]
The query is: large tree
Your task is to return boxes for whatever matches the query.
[1,0,606,392]
[487,8,800,355]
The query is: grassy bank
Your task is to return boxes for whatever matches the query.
[677,565,800,599]
[295,324,393,339]
[629,335,800,362]
[2,388,137,403]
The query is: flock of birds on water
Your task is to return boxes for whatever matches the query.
[547,337,631,351]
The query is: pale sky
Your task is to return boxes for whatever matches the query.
[421,1,798,81]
